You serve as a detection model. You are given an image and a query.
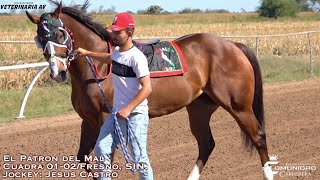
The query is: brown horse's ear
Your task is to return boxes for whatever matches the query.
[52,1,62,18]
[26,11,40,24]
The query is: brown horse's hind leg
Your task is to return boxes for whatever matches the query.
[229,109,269,159]
[227,108,271,179]
[186,93,218,180]
[77,120,100,178]
[230,42,272,179]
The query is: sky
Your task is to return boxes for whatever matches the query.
[0,0,260,13]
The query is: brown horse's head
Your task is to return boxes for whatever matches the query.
[26,2,72,82]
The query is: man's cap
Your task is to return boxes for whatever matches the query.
[106,12,135,32]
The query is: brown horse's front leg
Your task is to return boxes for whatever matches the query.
[186,93,218,180]
[76,119,100,179]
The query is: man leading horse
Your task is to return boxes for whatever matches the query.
[26,1,273,179]
[76,12,154,180]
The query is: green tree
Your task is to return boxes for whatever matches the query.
[205,9,230,13]
[103,5,117,14]
[296,0,313,11]
[137,10,147,14]
[179,8,203,13]
[258,0,299,18]
[99,5,104,13]
[146,5,163,14]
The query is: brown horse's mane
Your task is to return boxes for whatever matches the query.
[49,0,111,41]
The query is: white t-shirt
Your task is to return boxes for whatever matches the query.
[111,46,150,113]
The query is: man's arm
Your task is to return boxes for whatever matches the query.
[76,47,112,64]
[117,76,152,119]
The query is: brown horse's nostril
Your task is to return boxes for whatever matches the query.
[60,70,67,81]
[60,70,66,76]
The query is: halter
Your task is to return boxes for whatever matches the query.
[34,13,75,69]
[35,13,113,79]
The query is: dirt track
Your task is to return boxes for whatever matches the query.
[0,78,319,180]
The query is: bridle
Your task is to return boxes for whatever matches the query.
[34,13,76,70]
[35,13,112,80]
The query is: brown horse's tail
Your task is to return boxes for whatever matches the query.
[234,42,265,150]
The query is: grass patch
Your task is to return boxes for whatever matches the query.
[260,55,320,84]
[0,85,73,123]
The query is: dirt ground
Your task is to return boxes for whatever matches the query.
[0,78,319,180]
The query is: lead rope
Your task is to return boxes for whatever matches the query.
[85,56,142,172]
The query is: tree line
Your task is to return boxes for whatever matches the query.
[102,0,320,19]
[137,1,320,19]
[258,0,320,19]
[2,0,320,18]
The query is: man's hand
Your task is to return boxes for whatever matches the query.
[76,47,89,56]
[74,47,112,64]
[117,107,132,120]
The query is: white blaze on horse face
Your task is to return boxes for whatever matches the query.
[50,58,60,78]
[187,165,201,180]
[44,41,68,82]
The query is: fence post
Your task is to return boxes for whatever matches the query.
[256,36,259,58]
[15,65,48,119]
[307,33,314,76]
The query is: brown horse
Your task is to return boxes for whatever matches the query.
[26,1,272,179]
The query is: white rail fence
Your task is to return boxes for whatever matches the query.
[0,32,319,118]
